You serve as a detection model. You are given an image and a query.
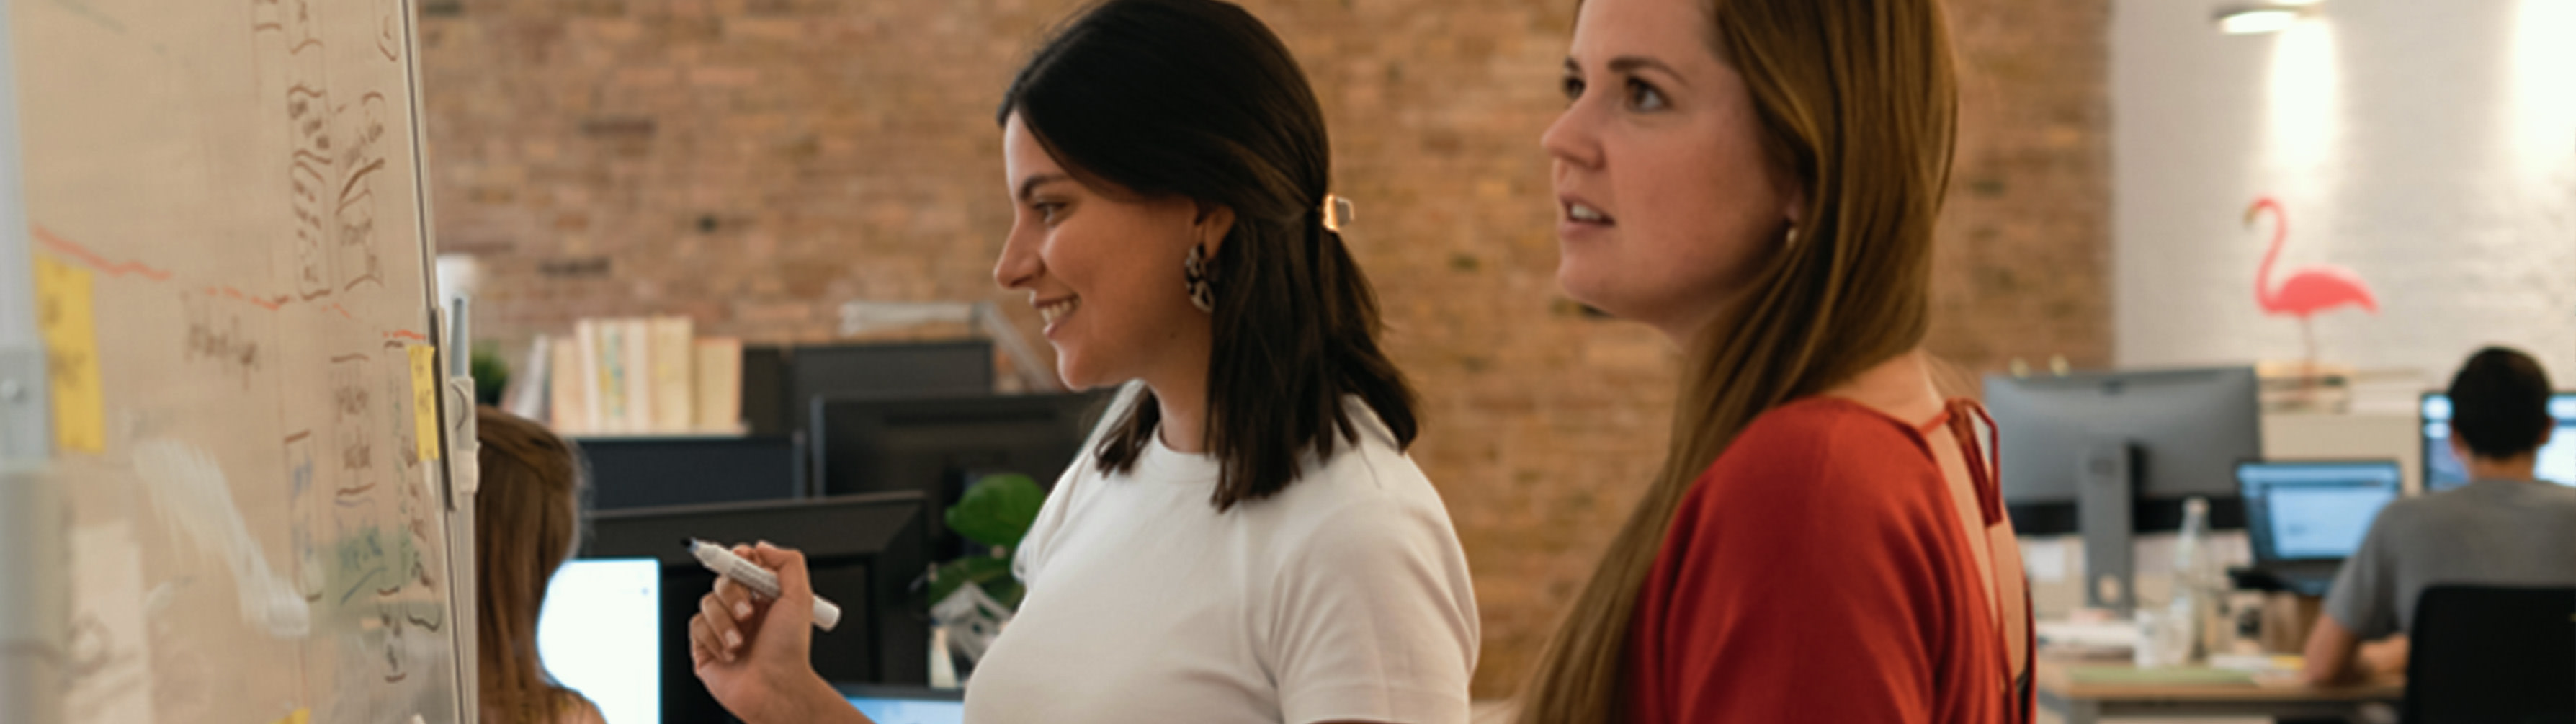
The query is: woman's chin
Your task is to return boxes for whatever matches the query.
[1052,357,1102,392]
[1553,274,1619,318]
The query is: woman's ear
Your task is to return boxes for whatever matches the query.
[1193,201,1237,256]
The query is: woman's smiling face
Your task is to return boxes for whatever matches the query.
[992,112,1225,390]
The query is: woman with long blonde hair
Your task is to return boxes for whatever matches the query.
[473,406,606,724]
[1515,0,2031,720]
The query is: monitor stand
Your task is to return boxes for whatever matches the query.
[2078,442,2136,616]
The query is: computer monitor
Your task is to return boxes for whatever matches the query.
[787,341,996,434]
[583,492,932,724]
[2235,460,2401,564]
[812,391,1110,555]
[577,435,802,510]
[838,684,966,724]
[537,558,661,724]
[1985,365,2262,613]
[738,341,998,437]
[2418,393,2576,491]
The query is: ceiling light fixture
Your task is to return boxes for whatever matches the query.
[2214,2,2317,35]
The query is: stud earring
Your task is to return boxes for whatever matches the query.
[1183,245,1215,313]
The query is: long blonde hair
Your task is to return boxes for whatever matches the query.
[1513,0,1959,720]
[473,406,596,723]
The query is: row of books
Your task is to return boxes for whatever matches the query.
[500,316,745,435]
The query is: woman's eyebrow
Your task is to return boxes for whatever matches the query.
[1016,173,1071,202]
[1607,55,1690,89]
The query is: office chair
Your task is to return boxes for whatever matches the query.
[2402,584,2576,724]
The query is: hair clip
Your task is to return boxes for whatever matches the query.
[1321,194,1355,233]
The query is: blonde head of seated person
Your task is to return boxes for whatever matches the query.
[473,406,607,724]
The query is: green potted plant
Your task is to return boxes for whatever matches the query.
[926,472,1045,669]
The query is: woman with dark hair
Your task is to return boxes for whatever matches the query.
[684,1,1478,723]
[1513,0,2031,721]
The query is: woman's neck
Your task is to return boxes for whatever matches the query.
[1820,349,1944,423]
[1142,354,1213,454]
[1154,385,1207,453]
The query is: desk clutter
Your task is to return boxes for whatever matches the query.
[1992,363,2576,723]
[2036,592,2318,673]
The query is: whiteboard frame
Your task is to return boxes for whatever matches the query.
[392,0,477,718]
[0,0,68,720]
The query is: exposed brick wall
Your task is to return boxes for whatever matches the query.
[1939,0,2114,374]
[419,0,2108,697]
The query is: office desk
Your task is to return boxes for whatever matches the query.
[2036,658,2402,724]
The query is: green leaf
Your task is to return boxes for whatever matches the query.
[946,473,1045,548]
[926,555,1014,607]
[469,342,511,407]
[985,578,1025,609]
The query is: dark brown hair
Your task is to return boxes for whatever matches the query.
[2446,346,2555,460]
[473,406,596,723]
[998,0,1419,511]
[1516,0,1960,719]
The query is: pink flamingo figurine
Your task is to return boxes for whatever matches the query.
[2246,196,2378,365]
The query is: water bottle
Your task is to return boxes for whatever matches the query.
[2168,496,2213,664]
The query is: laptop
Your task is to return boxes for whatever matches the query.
[2235,460,2402,596]
[538,558,662,724]
[838,683,966,724]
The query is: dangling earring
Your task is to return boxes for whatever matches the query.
[1183,245,1216,313]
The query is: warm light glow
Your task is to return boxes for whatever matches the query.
[2263,19,2340,176]
[2219,9,2302,35]
[2513,0,2576,179]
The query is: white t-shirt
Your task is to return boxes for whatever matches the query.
[961,396,1479,724]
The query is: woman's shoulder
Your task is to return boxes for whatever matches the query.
[1248,401,1454,540]
[558,696,607,724]
[1696,396,1941,504]
[1271,396,1423,482]
[1282,421,1441,517]
[478,693,605,724]
[1724,396,1931,464]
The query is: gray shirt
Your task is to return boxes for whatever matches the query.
[2323,479,2576,638]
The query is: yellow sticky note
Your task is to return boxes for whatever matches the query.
[34,254,104,452]
[269,707,310,724]
[408,344,440,462]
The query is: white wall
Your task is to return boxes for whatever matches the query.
[2114,0,2576,387]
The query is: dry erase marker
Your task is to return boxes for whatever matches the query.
[687,538,842,631]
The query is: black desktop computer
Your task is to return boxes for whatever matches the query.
[583,492,931,724]
[811,390,1111,556]
[1985,365,2262,614]
[577,434,802,510]
[737,341,997,438]
[2418,392,2575,491]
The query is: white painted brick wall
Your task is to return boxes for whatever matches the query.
[2114,0,2576,387]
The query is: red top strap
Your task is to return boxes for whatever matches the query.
[1927,398,2033,722]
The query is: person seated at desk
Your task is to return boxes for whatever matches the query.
[473,406,608,724]
[2304,347,2576,684]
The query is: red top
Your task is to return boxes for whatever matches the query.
[1626,396,2032,723]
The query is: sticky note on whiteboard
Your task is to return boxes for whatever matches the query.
[34,254,105,452]
[408,344,440,461]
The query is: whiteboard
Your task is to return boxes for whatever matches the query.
[0,0,470,720]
